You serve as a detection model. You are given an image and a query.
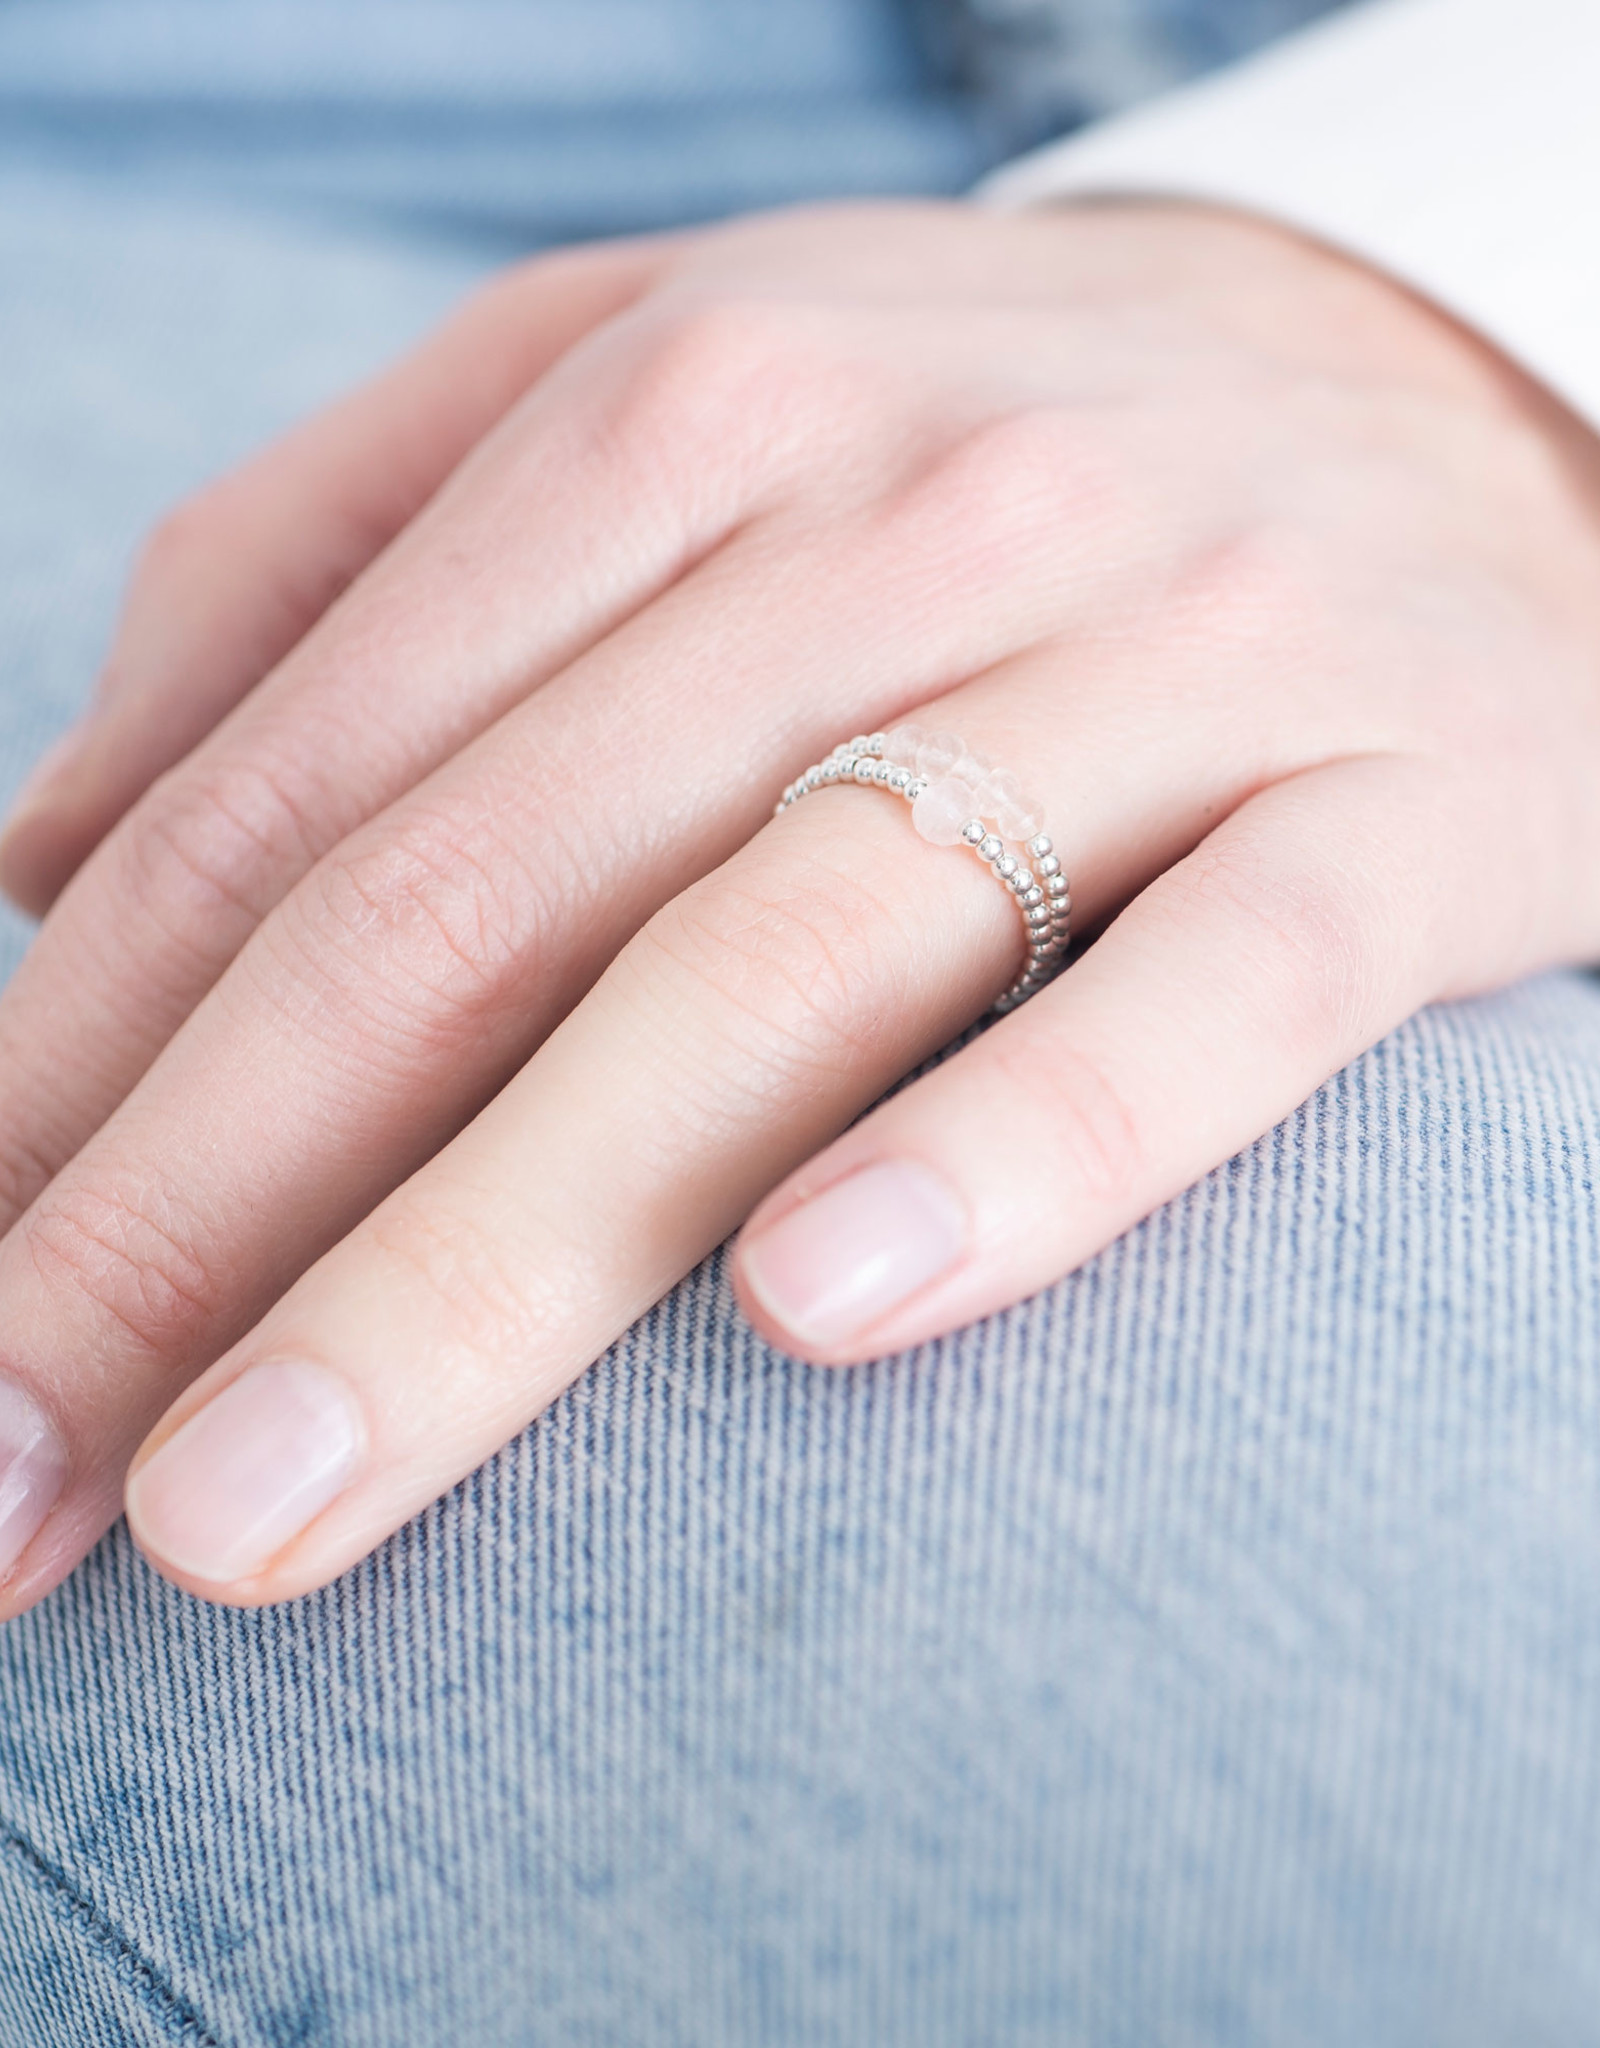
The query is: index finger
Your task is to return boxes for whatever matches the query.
[0,237,669,915]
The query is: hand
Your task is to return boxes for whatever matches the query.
[0,199,1596,1611]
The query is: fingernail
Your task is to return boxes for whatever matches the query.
[0,1377,69,1583]
[741,1159,968,1348]
[3,723,90,828]
[127,1360,363,1585]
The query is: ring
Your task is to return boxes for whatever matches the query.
[774,724,1070,1012]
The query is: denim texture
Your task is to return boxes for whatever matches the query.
[4,3,1599,2044]
[4,976,1600,2047]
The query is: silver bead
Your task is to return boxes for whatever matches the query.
[776,731,1071,1020]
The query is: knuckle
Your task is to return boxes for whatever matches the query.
[884,405,1127,578]
[1163,522,1331,664]
[115,755,315,957]
[478,240,632,329]
[368,1196,552,1374]
[639,296,797,399]
[282,807,549,1045]
[455,251,575,337]
[132,492,224,589]
[24,1173,221,1362]
[988,1025,1147,1205]
[612,295,877,475]
[641,853,898,1084]
[1174,830,1380,1049]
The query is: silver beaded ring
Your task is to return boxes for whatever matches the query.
[775,724,1070,1012]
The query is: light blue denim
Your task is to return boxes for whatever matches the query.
[914,0,1358,140]
[4,4,1600,2045]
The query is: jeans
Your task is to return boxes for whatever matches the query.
[3,4,1599,2044]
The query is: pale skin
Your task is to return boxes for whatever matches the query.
[0,197,1596,1613]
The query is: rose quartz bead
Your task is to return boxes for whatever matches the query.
[998,792,1046,843]
[883,722,926,766]
[911,775,977,846]
[969,763,1018,813]
[915,730,966,779]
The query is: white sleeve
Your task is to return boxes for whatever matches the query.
[981,0,1600,433]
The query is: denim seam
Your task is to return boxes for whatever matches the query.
[0,1819,222,2047]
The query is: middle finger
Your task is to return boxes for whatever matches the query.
[0,295,801,1238]
[0,498,1154,1611]
[119,666,1249,1604]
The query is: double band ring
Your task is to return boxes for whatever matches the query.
[775,724,1070,1012]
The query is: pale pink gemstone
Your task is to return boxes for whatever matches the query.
[882,722,927,767]
[911,775,976,846]
[962,765,1012,811]
[998,791,1046,842]
[915,730,966,780]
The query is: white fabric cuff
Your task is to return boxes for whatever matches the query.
[982,0,1600,434]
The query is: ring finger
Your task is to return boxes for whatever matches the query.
[113,682,1408,1606]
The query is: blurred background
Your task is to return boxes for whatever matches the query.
[0,0,1349,246]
